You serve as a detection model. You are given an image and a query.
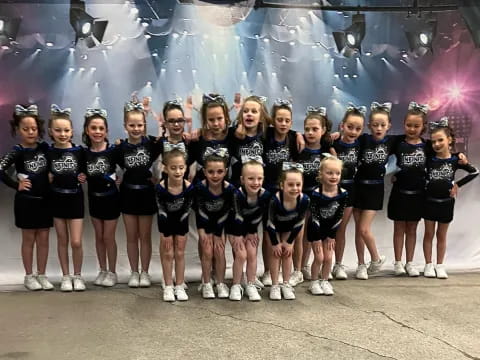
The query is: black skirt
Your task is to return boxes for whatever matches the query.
[423,197,454,224]
[50,188,84,219]
[14,192,53,229]
[387,186,424,222]
[88,190,121,220]
[353,182,384,211]
[157,214,189,237]
[120,184,157,216]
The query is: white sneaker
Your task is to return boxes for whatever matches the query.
[301,265,312,281]
[246,283,261,301]
[200,282,215,299]
[269,284,282,300]
[36,274,54,290]
[254,277,265,289]
[102,272,117,287]
[174,285,189,301]
[163,285,175,302]
[368,255,386,274]
[435,264,448,279]
[309,280,323,295]
[288,270,304,287]
[424,263,436,278]
[355,264,369,280]
[281,283,296,300]
[72,275,86,291]
[332,263,348,280]
[229,284,243,301]
[128,272,140,287]
[24,274,42,291]
[139,271,151,288]
[394,261,406,276]
[94,271,107,286]
[262,271,272,286]
[405,262,420,277]
[60,275,73,292]
[216,283,229,298]
[320,280,334,296]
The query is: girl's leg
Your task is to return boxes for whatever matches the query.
[21,229,36,275]
[54,218,70,275]
[91,217,107,271]
[138,215,153,272]
[103,219,118,272]
[292,232,303,272]
[322,240,334,280]
[423,220,436,264]
[281,229,303,284]
[436,222,450,264]
[229,236,247,285]
[213,235,226,284]
[68,219,84,275]
[160,235,174,286]
[262,230,271,273]
[353,208,365,264]
[335,207,353,264]
[200,234,214,283]
[357,210,381,262]
[310,241,324,280]
[245,237,258,283]
[35,228,50,275]
[405,221,419,263]
[174,235,187,285]
[123,214,139,272]
[393,221,406,262]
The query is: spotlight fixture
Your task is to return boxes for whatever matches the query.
[69,0,108,48]
[405,18,437,56]
[0,17,21,46]
[333,14,366,58]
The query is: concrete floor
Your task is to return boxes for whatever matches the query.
[1,273,480,360]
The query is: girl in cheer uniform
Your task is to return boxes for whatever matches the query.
[267,163,309,301]
[47,105,86,292]
[82,108,120,287]
[0,104,53,291]
[423,118,478,279]
[118,101,161,288]
[194,149,235,299]
[308,157,348,296]
[156,148,194,302]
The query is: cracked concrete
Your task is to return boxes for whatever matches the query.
[1,273,480,360]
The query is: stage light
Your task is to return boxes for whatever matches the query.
[145,34,151,39]
[333,14,365,58]
[352,74,358,78]
[146,81,152,86]
[79,67,85,71]
[0,17,21,46]
[449,86,462,100]
[365,51,372,56]
[130,7,139,15]
[68,67,75,72]
[1,45,9,50]
[405,18,437,56]
[70,0,108,48]
[46,42,54,47]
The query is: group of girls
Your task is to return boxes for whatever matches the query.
[0,94,478,302]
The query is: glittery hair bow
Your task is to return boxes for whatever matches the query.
[15,104,38,117]
[346,103,367,115]
[306,106,327,117]
[241,154,264,165]
[204,146,229,159]
[429,117,449,132]
[408,101,429,114]
[282,162,304,173]
[163,142,186,154]
[124,101,144,112]
[257,96,268,104]
[202,94,226,105]
[51,104,72,116]
[370,102,392,113]
[274,98,292,109]
[166,99,182,106]
[85,108,108,119]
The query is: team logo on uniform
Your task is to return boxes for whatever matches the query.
[52,153,78,173]
[205,198,224,212]
[167,198,185,212]
[87,156,109,176]
[338,148,358,166]
[239,141,263,159]
[302,157,321,174]
[266,147,290,164]
[24,153,47,174]
[125,148,150,168]
[319,201,340,219]
[430,163,453,181]
[401,148,425,167]
[363,144,388,164]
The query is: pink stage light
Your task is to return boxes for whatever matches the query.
[449,86,462,100]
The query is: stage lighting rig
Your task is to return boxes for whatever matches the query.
[0,17,21,47]
[69,0,108,49]
[405,17,437,56]
[333,14,366,58]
